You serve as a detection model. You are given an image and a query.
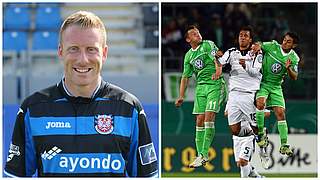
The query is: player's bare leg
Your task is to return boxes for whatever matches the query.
[229,123,241,136]
[274,106,293,156]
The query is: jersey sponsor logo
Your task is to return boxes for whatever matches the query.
[138,143,157,165]
[59,154,122,172]
[271,62,283,74]
[7,143,20,162]
[45,121,72,129]
[94,114,114,135]
[194,59,204,70]
[41,149,124,173]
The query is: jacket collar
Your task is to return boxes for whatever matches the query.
[57,77,108,103]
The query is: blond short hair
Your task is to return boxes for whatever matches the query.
[59,11,107,46]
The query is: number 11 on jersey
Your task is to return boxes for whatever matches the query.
[208,101,216,110]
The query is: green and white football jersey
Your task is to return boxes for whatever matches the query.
[261,40,300,86]
[182,40,219,85]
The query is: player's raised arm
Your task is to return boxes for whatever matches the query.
[212,50,223,80]
[212,60,222,80]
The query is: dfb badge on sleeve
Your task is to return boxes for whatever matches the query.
[138,143,157,165]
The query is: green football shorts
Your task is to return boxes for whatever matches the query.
[256,82,285,108]
[193,80,227,114]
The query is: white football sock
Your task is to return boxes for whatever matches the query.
[240,163,251,178]
[249,165,260,177]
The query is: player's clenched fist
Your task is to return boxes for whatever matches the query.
[175,97,184,107]
[251,42,261,54]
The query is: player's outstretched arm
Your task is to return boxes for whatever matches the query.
[175,77,189,107]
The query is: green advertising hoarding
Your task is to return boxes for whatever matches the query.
[162,134,236,173]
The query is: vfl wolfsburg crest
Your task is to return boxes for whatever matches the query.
[211,49,216,56]
[271,63,283,74]
[194,59,204,70]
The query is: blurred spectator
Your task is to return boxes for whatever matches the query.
[205,3,225,17]
[162,18,184,57]
[176,12,188,31]
[223,4,250,48]
[162,19,182,45]
[271,11,289,41]
[239,3,252,20]
[207,13,223,49]
[188,7,209,37]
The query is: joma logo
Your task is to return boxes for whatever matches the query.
[46,122,71,129]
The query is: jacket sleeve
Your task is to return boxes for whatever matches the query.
[4,102,37,177]
[127,100,158,177]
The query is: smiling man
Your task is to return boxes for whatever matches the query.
[4,11,158,177]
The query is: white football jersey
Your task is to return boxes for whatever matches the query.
[218,47,262,92]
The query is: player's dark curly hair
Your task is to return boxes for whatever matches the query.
[239,25,254,39]
[284,31,300,44]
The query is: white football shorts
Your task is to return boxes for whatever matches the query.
[233,135,255,162]
[226,91,257,126]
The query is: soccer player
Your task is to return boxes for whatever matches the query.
[253,32,300,156]
[218,26,267,177]
[218,26,262,137]
[175,25,227,168]
[4,11,158,177]
[224,107,271,177]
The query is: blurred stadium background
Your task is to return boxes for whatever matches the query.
[2,2,159,175]
[161,3,317,178]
